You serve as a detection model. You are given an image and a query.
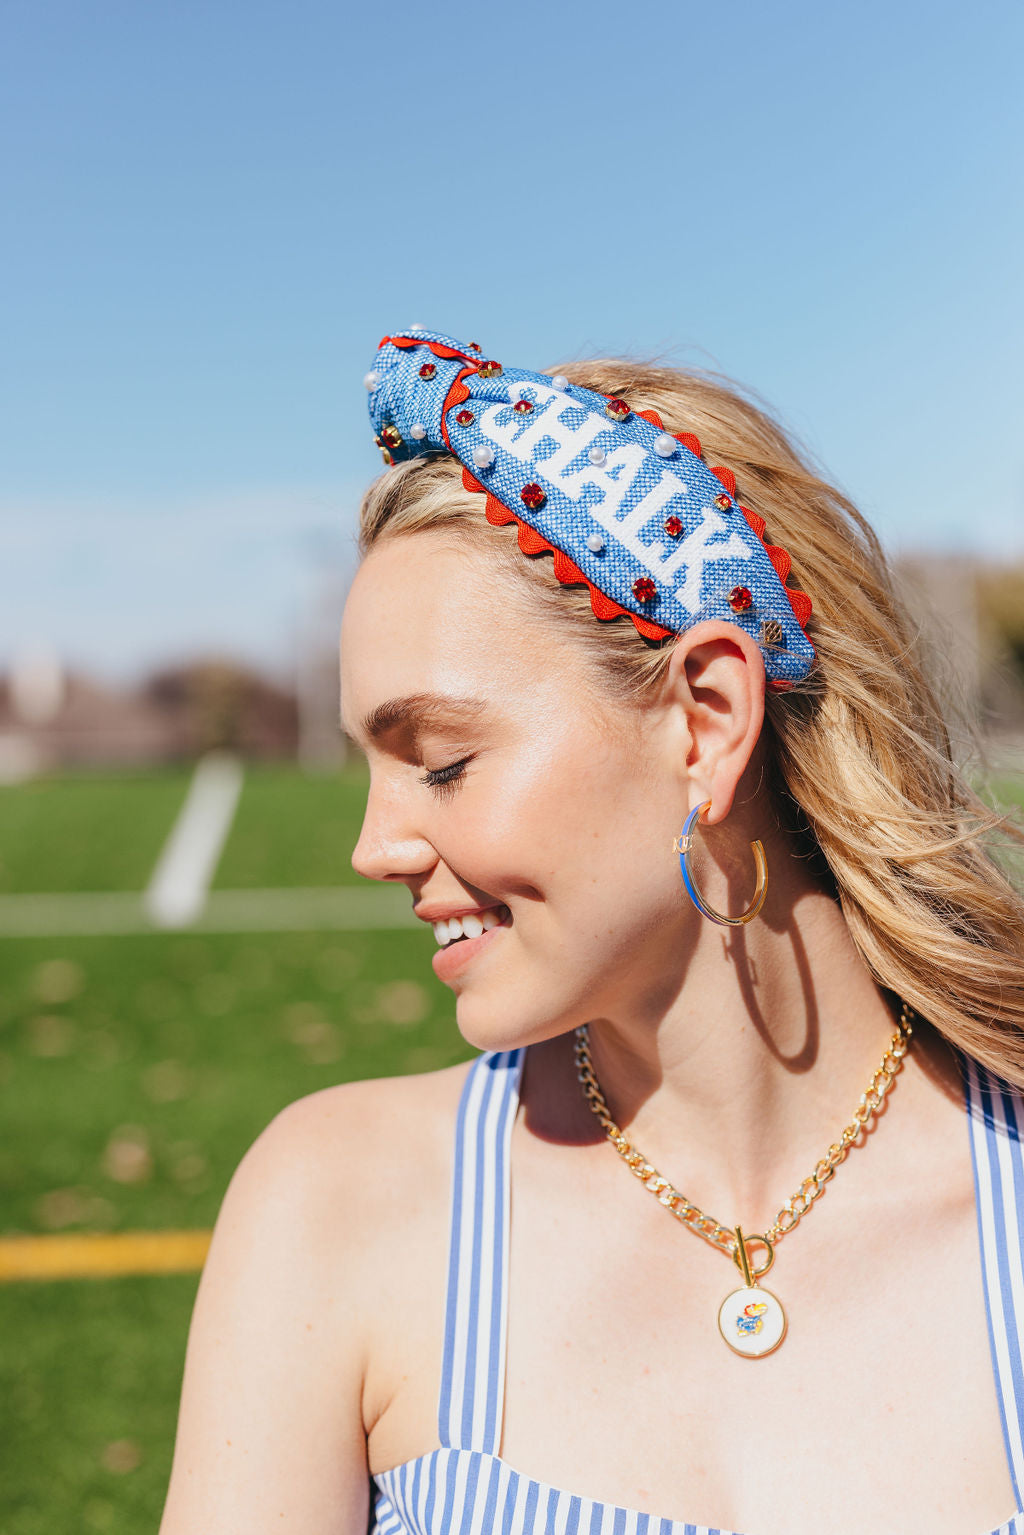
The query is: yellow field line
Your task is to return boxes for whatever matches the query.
[0,1229,211,1282]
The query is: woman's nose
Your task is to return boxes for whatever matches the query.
[351,784,437,884]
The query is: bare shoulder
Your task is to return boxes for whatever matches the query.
[271,1052,475,1142]
[209,1055,479,1296]
[205,1056,473,1275]
[243,1055,475,1202]
[160,1057,476,1534]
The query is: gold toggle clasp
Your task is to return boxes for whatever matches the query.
[732,1226,774,1283]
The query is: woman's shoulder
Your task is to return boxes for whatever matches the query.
[186,1058,481,1383]
[229,1054,480,1227]
[271,1052,477,1133]
[163,1062,483,1530]
[209,1052,511,1289]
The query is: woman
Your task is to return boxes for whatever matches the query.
[160,330,1024,1535]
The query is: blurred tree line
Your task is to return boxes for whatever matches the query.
[980,568,1024,678]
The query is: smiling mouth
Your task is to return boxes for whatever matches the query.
[432,905,511,948]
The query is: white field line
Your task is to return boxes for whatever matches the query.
[144,753,244,929]
[194,885,417,932]
[0,885,418,937]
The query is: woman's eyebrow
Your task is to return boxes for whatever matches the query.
[360,692,487,743]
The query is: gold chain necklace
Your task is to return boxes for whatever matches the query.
[573,1000,913,1358]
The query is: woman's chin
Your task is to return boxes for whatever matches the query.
[451,984,582,1057]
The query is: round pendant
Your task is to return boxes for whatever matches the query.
[718,1284,787,1358]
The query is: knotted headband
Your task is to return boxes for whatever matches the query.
[364,327,815,687]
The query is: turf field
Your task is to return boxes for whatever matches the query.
[0,762,471,1535]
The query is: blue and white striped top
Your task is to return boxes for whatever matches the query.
[369,1048,1024,1535]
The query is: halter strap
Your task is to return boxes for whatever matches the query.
[438,1048,525,1453]
[963,1054,1024,1506]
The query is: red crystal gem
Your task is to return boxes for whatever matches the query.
[663,516,683,537]
[605,397,630,421]
[478,360,503,379]
[454,408,475,426]
[419,362,437,380]
[382,425,403,448]
[513,398,534,415]
[632,577,657,603]
[469,342,482,352]
[714,492,732,510]
[729,585,753,613]
[520,483,546,510]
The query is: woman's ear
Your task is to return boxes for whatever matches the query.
[662,620,766,825]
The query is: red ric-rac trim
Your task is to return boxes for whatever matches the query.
[439,373,476,450]
[637,407,702,458]
[460,468,672,643]
[450,382,676,641]
[377,343,661,631]
[640,408,814,656]
[379,335,482,365]
[429,372,812,666]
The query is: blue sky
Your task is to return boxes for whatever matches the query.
[2,0,1022,680]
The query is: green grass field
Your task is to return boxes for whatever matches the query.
[0,772,193,894]
[0,762,471,1535]
[214,765,377,888]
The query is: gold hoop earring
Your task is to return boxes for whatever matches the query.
[673,799,768,927]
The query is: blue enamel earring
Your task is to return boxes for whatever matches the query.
[674,799,768,927]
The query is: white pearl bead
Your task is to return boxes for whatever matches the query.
[588,446,606,466]
[408,322,425,332]
[551,375,569,391]
[472,444,495,469]
[410,423,427,440]
[363,371,379,392]
[586,532,605,553]
[654,433,676,457]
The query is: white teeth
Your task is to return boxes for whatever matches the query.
[432,906,510,947]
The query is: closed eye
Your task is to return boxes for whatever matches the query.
[420,757,471,799]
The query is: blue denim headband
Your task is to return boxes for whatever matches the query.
[364,327,814,686]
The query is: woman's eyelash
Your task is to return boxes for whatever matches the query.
[420,758,470,799]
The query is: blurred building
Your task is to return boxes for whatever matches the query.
[0,657,300,781]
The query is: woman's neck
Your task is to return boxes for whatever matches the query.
[531,857,937,1234]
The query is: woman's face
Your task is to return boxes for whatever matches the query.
[340,532,699,1051]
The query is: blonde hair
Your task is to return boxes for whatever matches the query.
[359,358,1024,1086]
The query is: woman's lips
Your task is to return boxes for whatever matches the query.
[431,914,509,982]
